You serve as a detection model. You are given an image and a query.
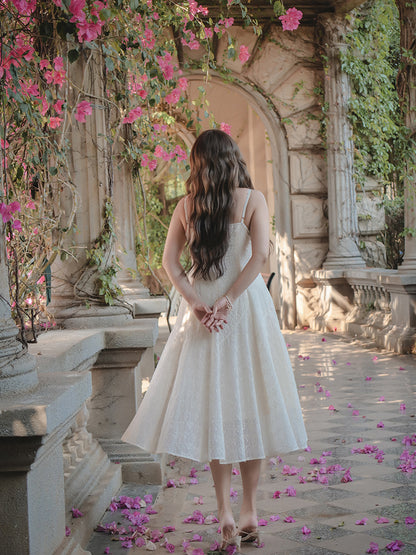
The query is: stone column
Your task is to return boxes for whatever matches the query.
[0,228,38,395]
[319,13,365,269]
[49,48,131,328]
[112,141,149,299]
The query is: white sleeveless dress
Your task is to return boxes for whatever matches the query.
[122,191,308,464]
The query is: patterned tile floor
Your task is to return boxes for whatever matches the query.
[87,327,416,555]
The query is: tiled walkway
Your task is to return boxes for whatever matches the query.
[87,327,416,555]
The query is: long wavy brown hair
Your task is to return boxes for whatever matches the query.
[186,129,253,280]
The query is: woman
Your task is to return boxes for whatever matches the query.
[122,129,308,549]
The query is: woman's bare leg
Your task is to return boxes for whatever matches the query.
[210,460,235,544]
[238,459,262,532]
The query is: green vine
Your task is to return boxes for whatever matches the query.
[85,198,122,306]
[339,0,406,267]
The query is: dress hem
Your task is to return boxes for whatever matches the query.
[121,437,308,465]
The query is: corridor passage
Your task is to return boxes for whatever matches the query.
[87,329,416,555]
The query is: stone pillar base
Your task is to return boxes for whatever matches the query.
[51,304,132,329]
[133,296,168,318]
[99,439,162,484]
[310,269,354,332]
[323,255,366,270]
[118,275,150,299]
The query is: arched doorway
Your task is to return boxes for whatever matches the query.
[186,74,296,329]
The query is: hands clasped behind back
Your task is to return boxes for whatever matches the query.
[193,295,231,333]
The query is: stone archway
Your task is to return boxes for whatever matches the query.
[186,73,296,329]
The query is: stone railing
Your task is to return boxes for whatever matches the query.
[0,319,161,555]
[311,268,416,353]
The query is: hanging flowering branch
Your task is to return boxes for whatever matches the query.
[0,0,302,337]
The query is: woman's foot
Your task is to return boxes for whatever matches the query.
[237,509,258,536]
[219,510,238,549]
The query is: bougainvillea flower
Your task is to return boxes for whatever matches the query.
[239,45,250,63]
[385,540,404,552]
[65,526,71,536]
[165,88,181,105]
[400,403,406,411]
[328,405,335,411]
[302,525,311,535]
[183,510,205,524]
[376,516,390,523]
[285,486,296,497]
[341,468,352,483]
[204,513,219,524]
[230,487,238,499]
[270,515,280,522]
[258,518,268,526]
[104,548,110,554]
[178,77,189,91]
[284,516,296,523]
[366,543,379,554]
[272,490,281,499]
[365,376,372,381]
[191,534,203,541]
[405,516,415,527]
[352,409,360,416]
[74,101,92,123]
[49,117,63,129]
[355,518,368,525]
[377,421,385,428]
[165,543,175,553]
[193,496,204,504]
[54,100,64,114]
[220,122,231,135]
[71,507,84,518]
[166,479,176,488]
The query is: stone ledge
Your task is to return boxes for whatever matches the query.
[0,370,91,438]
[28,319,159,375]
[133,297,167,317]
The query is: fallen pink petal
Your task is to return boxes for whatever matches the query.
[355,518,368,525]
[71,507,84,518]
[258,518,268,526]
[301,525,311,535]
[270,515,280,522]
[284,516,296,523]
[366,542,379,554]
[377,421,385,428]
[385,540,405,552]
[405,516,415,527]
[376,516,390,524]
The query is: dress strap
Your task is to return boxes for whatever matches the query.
[240,189,252,223]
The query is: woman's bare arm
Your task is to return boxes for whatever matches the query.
[162,199,220,327]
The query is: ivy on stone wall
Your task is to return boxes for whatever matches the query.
[340,0,405,267]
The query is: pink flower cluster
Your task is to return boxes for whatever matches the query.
[279,7,303,31]
[0,201,22,231]
[69,0,108,43]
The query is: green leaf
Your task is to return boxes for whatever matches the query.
[99,8,111,20]
[105,57,115,71]
[49,167,58,176]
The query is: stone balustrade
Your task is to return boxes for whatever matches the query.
[311,267,416,353]
[0,319,160,555]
